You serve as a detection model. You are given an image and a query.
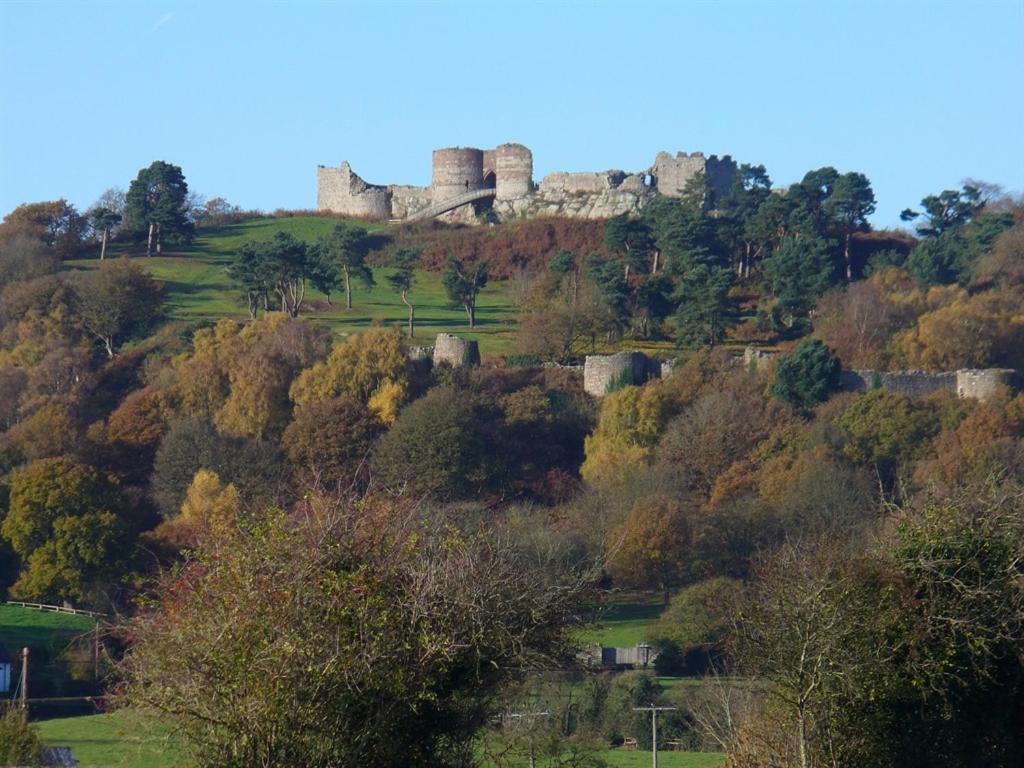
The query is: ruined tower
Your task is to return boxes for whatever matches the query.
[431,147,485,203]
[493,143,533,200]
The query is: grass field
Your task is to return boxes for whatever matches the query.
[37,710,185,768]
[69,217,520,355]
[579,594,665,648]
[600,750,725,767]
[0,604,96,652]
[38,710,724,768]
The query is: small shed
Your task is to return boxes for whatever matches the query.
[0,646,12,694]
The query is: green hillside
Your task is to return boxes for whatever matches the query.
[0,604,95,652]
[69,217,518,355]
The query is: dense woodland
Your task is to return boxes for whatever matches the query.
[0,160,1022,767]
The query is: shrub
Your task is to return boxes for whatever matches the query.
[0,708,43,767]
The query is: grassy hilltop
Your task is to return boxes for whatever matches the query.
[69,217,519,355]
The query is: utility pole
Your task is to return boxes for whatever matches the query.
[633,704,676,768]
[20,647,29,711]
[505,710,550,768]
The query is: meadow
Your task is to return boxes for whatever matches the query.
[0,604,95,652]
[36,710,725,768]
[69,217,520,355]
[578,594,665,648]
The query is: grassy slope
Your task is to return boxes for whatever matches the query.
[37,711,185,768]
[69,217,518,355]
[0,605,95,652]
[578,594,665,648]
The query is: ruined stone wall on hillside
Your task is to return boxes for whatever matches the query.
[316,162,391,220]
[387,185,431,219]
[318,146,735,222]
[653,151,738,203]
[493,169,653,220]
[841,370,958,398]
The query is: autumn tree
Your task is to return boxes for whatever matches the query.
[73,258,164,357]
[119,503,590,768]
[659,373,791,495]
[837,389,940,486]
[290,327,411,422]
[151,419,285,518]
[581,383,670,488]
[0,199,88,259]
[812,271,921,369]
[607,493,694,605]
[443,257,489,327]
[283,396,383,491]
[514,270,617,362]
[179,469,241,533]
[124,161,193,256]
[386,248,418,337]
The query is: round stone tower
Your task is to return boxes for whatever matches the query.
[494,143,533,200]
[432,147,485,203]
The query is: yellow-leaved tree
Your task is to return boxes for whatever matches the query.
[580,383,669,487]
[290,327,411,424]
[180,469,241,534]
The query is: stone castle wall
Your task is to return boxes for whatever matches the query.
[432,147,486,202]
[583,352,661,396]
[388,184,431,219]
[317,145,735,223]
[316,162,391,219]
[433,333,480,367]
[585,347,1018,401]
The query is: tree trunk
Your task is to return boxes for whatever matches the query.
[844,233,853,280]
[146,222,155,257]
[103,336,115,359]
[797,708,809,768]
[155,223,162,255]
[401,291,415,338]
[465,302,476,328]
[652,250,660,274]
[100,228,108,260]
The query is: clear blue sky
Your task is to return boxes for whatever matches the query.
[1,0,1021,227]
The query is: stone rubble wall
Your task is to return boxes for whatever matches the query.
[747,347,1016,403]
[493,185,653,220]
[387,184,431,219]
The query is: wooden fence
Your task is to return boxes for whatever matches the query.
[3,601,107,619]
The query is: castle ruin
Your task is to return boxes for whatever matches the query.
[317,144,736,224]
